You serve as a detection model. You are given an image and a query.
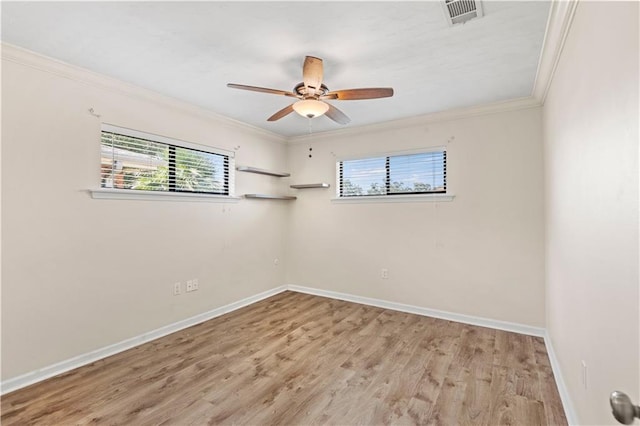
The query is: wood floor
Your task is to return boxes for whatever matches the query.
[1,291,567,425]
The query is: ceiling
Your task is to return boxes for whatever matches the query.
[1,1,550,137]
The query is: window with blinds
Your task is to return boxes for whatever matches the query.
[338,149,446,197]
[100,125,231,196]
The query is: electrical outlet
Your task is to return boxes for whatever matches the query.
[186,280,194,292]
[173,282,181,296]
[193,279,199,291]
[381,268,389,279]
[581,360,587,389]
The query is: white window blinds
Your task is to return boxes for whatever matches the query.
[338,149,446,197]
[100,126,232,196]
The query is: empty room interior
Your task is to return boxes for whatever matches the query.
[1,1,638,425]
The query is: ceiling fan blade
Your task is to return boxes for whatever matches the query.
[322,88,394,101]
[303,56,323,93]
[227,83,298,98]
[267,104,295,122]
[325,103,350,125]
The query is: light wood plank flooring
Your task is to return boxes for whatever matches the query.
[1,291,567,425]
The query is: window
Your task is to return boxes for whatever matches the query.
[100,124,232,196]
[337,149,446,197]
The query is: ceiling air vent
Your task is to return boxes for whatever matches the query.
[442,0,484,26]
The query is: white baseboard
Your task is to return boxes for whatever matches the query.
[544,331,579,425]
[4,283,575,424]
[0,285,287,395]
[287,285,545,337]
[287,285,580,422]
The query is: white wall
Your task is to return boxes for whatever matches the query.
[1,45,548,386]
[543,2,639,424]
[286,106,545,327]
[1,46,290,380]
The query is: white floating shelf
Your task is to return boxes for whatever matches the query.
[236,166,290,177]
[244,194,297,200]
[290,183,330,189]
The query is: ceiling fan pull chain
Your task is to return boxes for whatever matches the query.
[308,118,314,157]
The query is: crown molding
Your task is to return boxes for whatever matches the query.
[290,0,580,145]
[3,0,576,147]
[287,96,541,144]
[0,43,287,145]
[531,0,579,104]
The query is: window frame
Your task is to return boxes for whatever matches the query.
[92,124,238,202]
[333,147,454,203]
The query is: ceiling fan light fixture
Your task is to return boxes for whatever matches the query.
[292,99,329,118]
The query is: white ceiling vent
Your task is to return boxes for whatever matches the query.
[442,0,484,26]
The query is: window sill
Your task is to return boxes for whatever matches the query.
[90,189,240,203]
[331,194,455,204]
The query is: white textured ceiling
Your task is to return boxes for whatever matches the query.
[1,1,550,137]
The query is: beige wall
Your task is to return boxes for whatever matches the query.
[543,2,639,424]
[2,46,547,384]
[3,5,639,421]
[1,49,290,380]
[286,107,546,327]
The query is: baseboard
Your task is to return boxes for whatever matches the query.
[3,283,573,422]
[287,285,545,337]
[287,285,580,421]
[0,285,287,395]
[544,331,579,425]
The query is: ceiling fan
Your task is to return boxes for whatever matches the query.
[227,56,394,125]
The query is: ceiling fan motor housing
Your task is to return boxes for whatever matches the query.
[294,82,329,98]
